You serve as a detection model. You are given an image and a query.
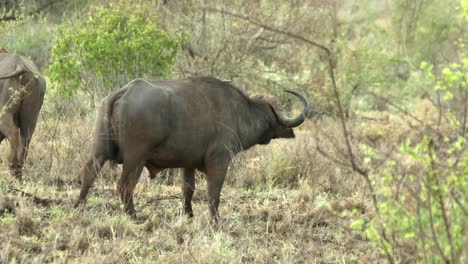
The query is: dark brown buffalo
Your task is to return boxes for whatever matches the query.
[76,77,308,220]
[0,52,45,177]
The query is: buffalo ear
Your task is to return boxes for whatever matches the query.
[250,94,283,114]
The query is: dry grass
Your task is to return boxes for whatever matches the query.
[0,97,389,263]
[359,98,454,146]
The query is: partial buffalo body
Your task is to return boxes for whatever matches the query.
[0,53,46,177]
[76,77,308,221]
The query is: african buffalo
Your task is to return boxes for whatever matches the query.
[0,52,45,177]
[76,77,308,221]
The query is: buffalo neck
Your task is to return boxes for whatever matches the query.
[236,101,273,151]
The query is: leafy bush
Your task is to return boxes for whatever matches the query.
[48,1,184,101]
[363,53,467,262]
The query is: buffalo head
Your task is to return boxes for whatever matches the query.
[251,90,309,144]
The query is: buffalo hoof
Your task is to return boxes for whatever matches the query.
[209,214,221,226]
[124,208,137,220]
[74,198,86,208]
[183,205,194,218]
[208,218,223,229]
[129,213,138,220]
[10,169,22,179]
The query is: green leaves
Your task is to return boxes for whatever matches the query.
[48,2,183,100]
[462,0,468,20]
[350,218,365,231]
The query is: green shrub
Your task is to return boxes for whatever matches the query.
[364,55,467,262]
[48,1,184,101]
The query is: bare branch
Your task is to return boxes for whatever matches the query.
[205,8,331,55]
[315,142,352,168]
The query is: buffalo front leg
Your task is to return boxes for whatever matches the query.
[205,163,229,222]
[75,156,106,207]
[182,168,196,217]
[117,163,144,218]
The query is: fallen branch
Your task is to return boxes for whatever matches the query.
[9,187,58,206]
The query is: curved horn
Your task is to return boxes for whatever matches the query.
[275,89,309,128]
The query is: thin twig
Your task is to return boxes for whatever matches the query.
[425,95,452,130]
[315,124,352,162]
[372,145,397,171]
[450,190,468,217]
[428,140,456,263]
[315,142,352,168]
[424,143,450,263]
[416,196,429,263]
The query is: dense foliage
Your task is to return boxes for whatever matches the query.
[48,1,183,100]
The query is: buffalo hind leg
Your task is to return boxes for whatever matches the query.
[182,168,196,217]
[117,161,144,218]
[205,163,229,223]
[16,127,33,177]
[75,156,106,207]
[17,94,42,176]
[0,116,21,178]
